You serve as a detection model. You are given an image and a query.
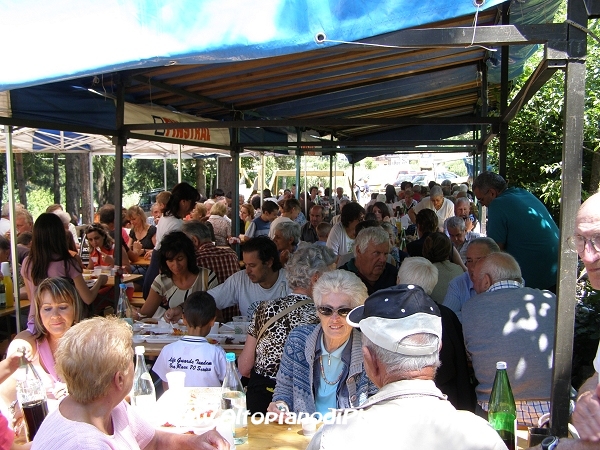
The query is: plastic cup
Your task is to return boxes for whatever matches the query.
[210,322,220,334]
[165,371,186,391]
[301,417,318,436]
[93,266,102,276]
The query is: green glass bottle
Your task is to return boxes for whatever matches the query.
[488,361,516,450]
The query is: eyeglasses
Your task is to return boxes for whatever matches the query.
[317,306,352,317]
[568,234,600,254]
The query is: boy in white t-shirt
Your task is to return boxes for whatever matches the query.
[152,291,227,390]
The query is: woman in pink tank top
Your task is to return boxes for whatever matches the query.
[0,278,83,430]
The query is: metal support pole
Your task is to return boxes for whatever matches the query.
[3,126,20,332]
[550,0,587,437]
[351,163,356,201]
[296,128,302,200]
[89,153,94,221]
[177,145,182,183]
[113,82,126,297]
[232,127,241,249]
[480,61,488,173]
[163,158,167,190]
[295,155,301,199]
[498,3,509,178]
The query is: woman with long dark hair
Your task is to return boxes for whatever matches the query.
[142,182,201,298]
[22,214,107,329]
[137,231,218,319]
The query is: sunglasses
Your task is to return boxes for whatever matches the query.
[317,306,352,317]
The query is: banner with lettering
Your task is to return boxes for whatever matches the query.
[124,103,230,146]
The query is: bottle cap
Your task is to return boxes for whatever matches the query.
[226,352,236,362]
[496,361,507,370]
[135,345,146,355]
[0,262,9,276]
[119,283,127,289]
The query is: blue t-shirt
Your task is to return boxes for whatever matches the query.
[486,187,559,289]
[249,216,271,237]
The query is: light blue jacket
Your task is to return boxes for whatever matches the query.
[273,324,377,413]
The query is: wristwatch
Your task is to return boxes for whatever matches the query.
[541,436,559,450]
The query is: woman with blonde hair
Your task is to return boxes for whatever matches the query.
[30,317,229,449]
[0,278,84,427]
[126,205,156,262]
[207,202,231,246]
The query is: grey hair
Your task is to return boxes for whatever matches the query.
[473,171,507,193]
[286,244,336,290]
[362,333,440,378]
[181,220,212,243]
[454,196,470,208]
[478,252,522,284]
[468,237,501,254]
[445,216,466,232]
[380,221,395,235]
[396,257,438,295]
[52,210,72,225]
[274,221,301,246]
[355,226,390,254]
[312,270,368,308]
[430,185,443,198]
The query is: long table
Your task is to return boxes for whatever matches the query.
[0,300,30,318]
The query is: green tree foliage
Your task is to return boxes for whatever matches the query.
[487,17,600,221]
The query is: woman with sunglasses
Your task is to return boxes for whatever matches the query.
[267,270,377,416]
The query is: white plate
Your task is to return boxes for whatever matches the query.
[132,335,145,344]
[144,335,180,344]
[144,326,173,335]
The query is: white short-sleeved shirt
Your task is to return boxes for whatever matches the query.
[413,196,455,225]
[152,336,227,387]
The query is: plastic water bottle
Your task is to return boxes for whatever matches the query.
[488,361,516,450]
[221,352,248,444]
[15,350,48,441]
[131,346,156,420]
[1,262,13,308]
[116,283,133,326]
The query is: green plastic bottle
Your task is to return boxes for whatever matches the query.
[488,361,516,450]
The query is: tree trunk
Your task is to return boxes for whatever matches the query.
[14,153,27,208]
[589,150,600,194]
[80,153,92,224]
[65,154,81,224]
[53,154,61,204]
[217,156,235,199]
[196,159,207,197]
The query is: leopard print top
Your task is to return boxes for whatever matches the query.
[248,293,319,379]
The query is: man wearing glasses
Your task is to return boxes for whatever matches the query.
[472,171,559,292]
[572,192,600,442]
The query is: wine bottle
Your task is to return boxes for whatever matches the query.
[1,262,13,308]
[116,283,133,326]
[488,361,516,450]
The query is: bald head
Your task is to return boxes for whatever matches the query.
[575,192,600,288]
[473,252,522,294]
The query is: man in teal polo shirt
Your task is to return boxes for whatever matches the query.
[472,171,559,291]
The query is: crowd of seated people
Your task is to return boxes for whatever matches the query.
[0,174,588,449]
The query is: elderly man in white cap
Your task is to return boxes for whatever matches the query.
[306,284,505,450]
